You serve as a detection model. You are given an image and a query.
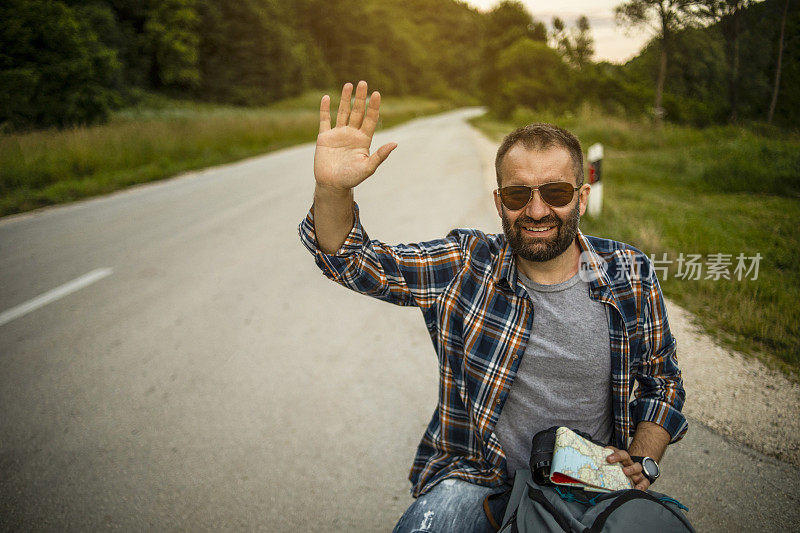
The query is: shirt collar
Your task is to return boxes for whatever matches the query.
[493,230,610,295]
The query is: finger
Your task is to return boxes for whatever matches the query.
[361,91,381,137]
[367,142,398,174]
[631,473,646,485]
[335,83,353,127]
[349,80,368,129]
[605,447,621,463]
[606,449,633,466]
[622,463,643,477]
[319,94,331,133]
[635,480,650,491]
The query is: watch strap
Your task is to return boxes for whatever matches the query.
[629,456,658,483]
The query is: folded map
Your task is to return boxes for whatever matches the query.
[549,427,633,493]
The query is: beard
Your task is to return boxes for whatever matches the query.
[501,201,581,262]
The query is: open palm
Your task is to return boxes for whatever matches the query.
[314,81,397,190]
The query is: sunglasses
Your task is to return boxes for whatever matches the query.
[495,182,579,210]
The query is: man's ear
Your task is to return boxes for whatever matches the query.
[578,183,591,217]
[493,190,504,218]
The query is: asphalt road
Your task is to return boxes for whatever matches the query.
[1,108,798,531]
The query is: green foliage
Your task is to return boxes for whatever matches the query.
[291,0,483,97]
[0,0,122,131]
[197,0,320,105]
[615,0,708,114]
[144,0,200,87]
[626,27,728,124]
[2,0,488,129]
[580,63,653,118]
[551,15,595,68]
[614,0,700,36]
[4,0,797,132]
[742,0,800,127]
[491,39,574,118]
[623,0,800,127]
[485,0,548,48]
[479,1,548,97]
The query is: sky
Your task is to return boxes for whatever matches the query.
[463,0,653,64]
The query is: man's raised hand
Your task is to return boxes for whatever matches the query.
[314,81,397,191]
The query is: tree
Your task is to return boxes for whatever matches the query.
[63,0,202,93]
[615,0,701,121]
[144,0,200,88]
[573,16,596,68]
[197,0,323,105]
[290,0,483,97]
[479,0,548,99]
[552,16,568,50]
[0,0,121,130]
[768,0,789,123]
[492,38,574,118]
[551,15,595,68]
[698,1,754,122]
[485,0,548,49]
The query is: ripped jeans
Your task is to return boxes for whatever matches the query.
[392,478,511,533]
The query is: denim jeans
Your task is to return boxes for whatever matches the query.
[392,478,511,533]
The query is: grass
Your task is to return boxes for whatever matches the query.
[0,90,453,217]
[471,107,800,378]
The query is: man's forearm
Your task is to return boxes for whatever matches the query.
[628,421,670,461]
[313,185,355,254]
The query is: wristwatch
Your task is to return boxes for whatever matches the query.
[630,456,660,484]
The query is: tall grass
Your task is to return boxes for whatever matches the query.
[0,91,452,216]
[472,107,800,377]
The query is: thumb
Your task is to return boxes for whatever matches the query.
[367,142,397,174]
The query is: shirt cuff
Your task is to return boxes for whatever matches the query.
[298,201,366,257]
[629,397,689,444]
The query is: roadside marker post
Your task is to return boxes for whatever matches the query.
[587,143,603,217]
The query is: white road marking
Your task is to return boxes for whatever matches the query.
[0,268,113,327]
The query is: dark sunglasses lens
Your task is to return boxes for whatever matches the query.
[500,186,531,210]
[540,182,575,207]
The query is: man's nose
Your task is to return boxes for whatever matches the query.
[524,189,551,219]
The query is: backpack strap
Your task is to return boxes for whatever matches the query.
[527,486,590,533]
[483,488,513,532]
[587,490,694,533]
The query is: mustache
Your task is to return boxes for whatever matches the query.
[513,215,562,227]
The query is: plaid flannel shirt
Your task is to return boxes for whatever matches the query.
[299,203,687,497]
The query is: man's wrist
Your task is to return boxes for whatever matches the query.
[314,183,353,200]
[312,185,356,255]
[628,421,670,462]
[630,455,660,484]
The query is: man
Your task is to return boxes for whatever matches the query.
[299,81,687,532]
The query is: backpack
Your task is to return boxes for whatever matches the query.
[489,468,695,533]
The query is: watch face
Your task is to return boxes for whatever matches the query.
[642,458,659,478]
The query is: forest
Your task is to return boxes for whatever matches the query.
[1,0,797,131]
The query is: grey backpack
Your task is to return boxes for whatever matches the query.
[494,469,695,533]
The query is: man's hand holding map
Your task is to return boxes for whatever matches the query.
[549,427,634,493]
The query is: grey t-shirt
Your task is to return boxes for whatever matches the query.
[493,267,613,476]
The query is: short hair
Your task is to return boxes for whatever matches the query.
[495,123,584,188]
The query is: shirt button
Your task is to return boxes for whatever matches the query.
[496,398,502,405]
